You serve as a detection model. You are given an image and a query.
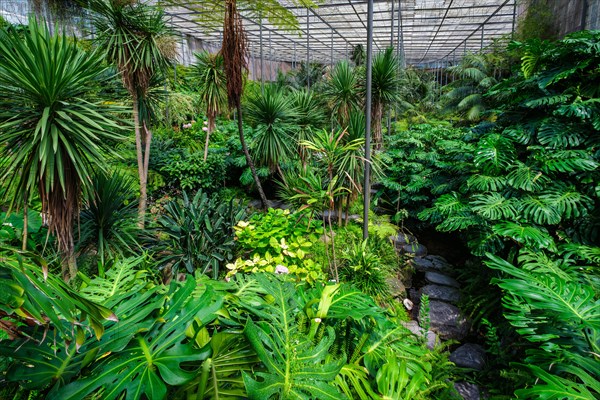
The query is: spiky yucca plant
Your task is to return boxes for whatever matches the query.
[0,19,127,280]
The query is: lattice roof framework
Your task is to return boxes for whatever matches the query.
[164,0,519,67]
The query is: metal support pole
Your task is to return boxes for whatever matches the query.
[260,16,264,91]
[306,7,310,90]
[390,0,395,46]
[293,42,297,69]
[363,0,374,241]
[269,30,272,81]
[511,0,517,39]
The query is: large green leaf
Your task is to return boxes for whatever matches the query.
[515,364,599,399]
[486,253,600,343]
[241,274,345,400]
[183,331,259,400]
[49,277,223,400]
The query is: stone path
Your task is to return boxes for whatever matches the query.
[389,233,485,400]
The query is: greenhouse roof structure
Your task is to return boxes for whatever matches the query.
[164,0,519,67]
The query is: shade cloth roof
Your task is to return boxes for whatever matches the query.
[165,0,518,66]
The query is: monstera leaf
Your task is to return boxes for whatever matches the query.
[183,331,259,400]
[48,277,223,400]
[241,274,345,400]
[0,248,116,341]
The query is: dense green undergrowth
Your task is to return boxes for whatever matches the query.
[1,10,599,400]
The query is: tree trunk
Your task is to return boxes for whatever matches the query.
[237,104,268,209]
[143,120,152,191]
[133,95,147,228]
[372,101,384,150]
[204,114,214,162]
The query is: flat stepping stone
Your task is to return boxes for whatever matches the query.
[412,257,453,274]
[421,284,460,303]
[401,243,428,257]
[425,271,460,288]
[423,300,470,341]
[400,321,439,350]
[454,382,481,400]
[450,343,486,370]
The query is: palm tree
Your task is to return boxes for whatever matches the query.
[246,86,298,177]
[324,60,361,127]
[443,53,497,122]
[0,19,126,280]
[192,50,228,161]
[369,47,400,149]
[87,0,176,227]
[176,0,318,209]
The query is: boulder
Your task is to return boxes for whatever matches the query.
[450,343,486,370]
[423,300,470,340]
[390,233,417,247]
[454,382,481,400]
[425,271,460,288]
[421,284,460,304]
[386,277,406,298]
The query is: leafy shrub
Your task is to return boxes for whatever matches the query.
[380,122,474,222]
[227,208,326,283]
[2,253,456,400]
[152,190,246,278]
[340,239,390,302]
[158,150,228,192]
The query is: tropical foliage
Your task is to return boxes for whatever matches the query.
[0,18,127,280]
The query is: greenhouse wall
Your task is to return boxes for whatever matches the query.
[541,0,599,36]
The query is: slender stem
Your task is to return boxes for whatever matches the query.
[236,104,268,209]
